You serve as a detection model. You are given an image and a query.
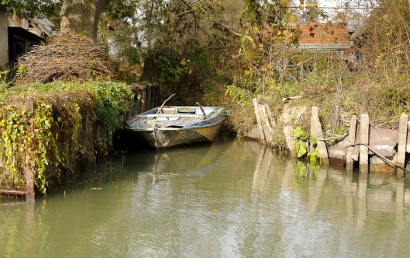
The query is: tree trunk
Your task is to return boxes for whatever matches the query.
[133,26,144,67]
[60,0,109,42]
[136,40,144,67]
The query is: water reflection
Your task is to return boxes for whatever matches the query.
[1,138,410,257]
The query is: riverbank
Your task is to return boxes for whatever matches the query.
[239,94,410,175]
[0,80,134,198]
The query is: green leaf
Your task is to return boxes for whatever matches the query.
[297,143,306,157]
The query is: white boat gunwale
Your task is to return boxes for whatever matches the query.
[128,119,225,131]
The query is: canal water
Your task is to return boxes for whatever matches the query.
[1,137,410,257]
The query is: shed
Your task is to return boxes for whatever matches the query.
[0,12,54,70]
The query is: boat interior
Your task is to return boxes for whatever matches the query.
[142,107,217,116]
[127,106,223,128]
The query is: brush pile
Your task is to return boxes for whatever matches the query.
[16,33,112,83]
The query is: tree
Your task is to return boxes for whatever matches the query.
[2,0,59,18]
[60,0,110,41]
[4,0,115,42]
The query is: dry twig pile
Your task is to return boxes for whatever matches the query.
[16,33,112,83]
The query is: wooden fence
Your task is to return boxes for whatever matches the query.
[129,85,161,114]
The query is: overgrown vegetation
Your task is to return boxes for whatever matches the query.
[0,80,132,193]
[3,0,410,193]
[219,0,410,148]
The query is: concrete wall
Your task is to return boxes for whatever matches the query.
[0,7,8,70]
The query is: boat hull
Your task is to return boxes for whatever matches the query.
[139,119,224,149]
[127,106,226,149]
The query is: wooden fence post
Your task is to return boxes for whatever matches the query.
[346,115,357,172]
[252,98,266,144]
[359,114,369,173]
[311,106,329,164]
[25,98,35,199]
[397,113,408,175]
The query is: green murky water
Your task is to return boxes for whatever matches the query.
[1,137,410,257]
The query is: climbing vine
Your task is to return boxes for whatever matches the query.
[293,126,320,164]
[0,80,133,193]
[293,126,309,158]
[307,137,320,164]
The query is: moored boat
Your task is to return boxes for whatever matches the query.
[126,105,226,149]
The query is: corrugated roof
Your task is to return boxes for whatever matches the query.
[32,17,54,36]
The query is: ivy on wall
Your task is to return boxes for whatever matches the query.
[0,80,133,193]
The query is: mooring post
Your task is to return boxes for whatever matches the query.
[25,98,35,200]
[346,115,357,172]
[311,106,329,164]
[310,107,315,153]
[252,98,266,144]
[284,125,296,158]
[25,164,35,199]
[259,104,273,144]
[359,114,369,173]
[264,103,276,128]
[397,113,408,175]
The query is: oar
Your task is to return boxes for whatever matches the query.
[196,102,206,119]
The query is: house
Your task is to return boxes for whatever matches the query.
[290,23,351,51]
[0,8,54,70]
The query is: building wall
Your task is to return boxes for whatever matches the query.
[297,24,349,44]
[0,7,8,70]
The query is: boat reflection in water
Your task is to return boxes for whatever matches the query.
[125,137,228,180]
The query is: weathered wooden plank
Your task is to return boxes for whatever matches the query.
[311,106,329,164]
[359,114,369,173]
[252,98,266,144]
[0,189,26,195]
[284,125,296,158]
[346,115,357,172]
[397,113,408,174]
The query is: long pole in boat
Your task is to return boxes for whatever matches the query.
[156,94,176,114]
[196,102,206,119]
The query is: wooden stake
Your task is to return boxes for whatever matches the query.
[397,113,408,174]
[259,104,273,144]
[346,115,357,172]
[252,98,266,144]
[359,114,369,173]
[264,103,276,128]
[311,107,329,164]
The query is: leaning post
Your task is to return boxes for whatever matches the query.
[311,106,329,165]
[397,113,408,175]
[252,98,266,144]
